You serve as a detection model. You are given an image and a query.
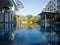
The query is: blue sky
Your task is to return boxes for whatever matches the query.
[16,0,48,16]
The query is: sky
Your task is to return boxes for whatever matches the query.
[16,0,48,16]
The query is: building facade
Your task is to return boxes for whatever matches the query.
[45,0,60,12]
[39,0,60,32]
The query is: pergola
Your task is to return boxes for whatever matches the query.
[39,11,60,32]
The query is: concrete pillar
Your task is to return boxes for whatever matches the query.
[45,14,47,31]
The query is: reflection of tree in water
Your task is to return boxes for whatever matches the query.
[28,26,32,30]
[28,23,40,28]
[16,23,40,30]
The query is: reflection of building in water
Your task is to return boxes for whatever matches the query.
[39,11,60,45]
[39,0,60,44]
[0,10,16,42]
[0,0,24,42]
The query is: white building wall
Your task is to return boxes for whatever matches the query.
[45,0,60,11]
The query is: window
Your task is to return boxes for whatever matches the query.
[54,8,56,11]
[54,0,55,1]
[58,5,60,8]
[48,7,49,10]
[58,0,60,1]
[57,0,60,3]
[54,3,56,6]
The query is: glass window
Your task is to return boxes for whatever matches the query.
[58,0,60,1]
[58,5,60,8]
[0,13,3,22]
[54,0,55,1]
[54,3,56,6]
[54,8,56,11]
[57,0,60,2]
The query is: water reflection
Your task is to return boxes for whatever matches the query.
[0,23,16,45]
[14,23,48,45]
[0,23,59,45]
[14,23,58,45]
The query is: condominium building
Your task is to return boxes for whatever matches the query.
[39,0,60,32]
[45,0,60,12]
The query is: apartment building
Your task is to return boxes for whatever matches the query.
[45,0,60,12]
[39,0,60,32]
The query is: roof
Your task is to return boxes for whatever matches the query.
[39,11,60,15]
[0,0,13,7]
[0,0,24,10]
[12,0,24,10]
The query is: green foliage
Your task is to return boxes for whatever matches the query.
[27,14,33,19]
[35,16,41,25]
[36,19,41,25]
[26,14,41,24]
[14,14,19,18]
